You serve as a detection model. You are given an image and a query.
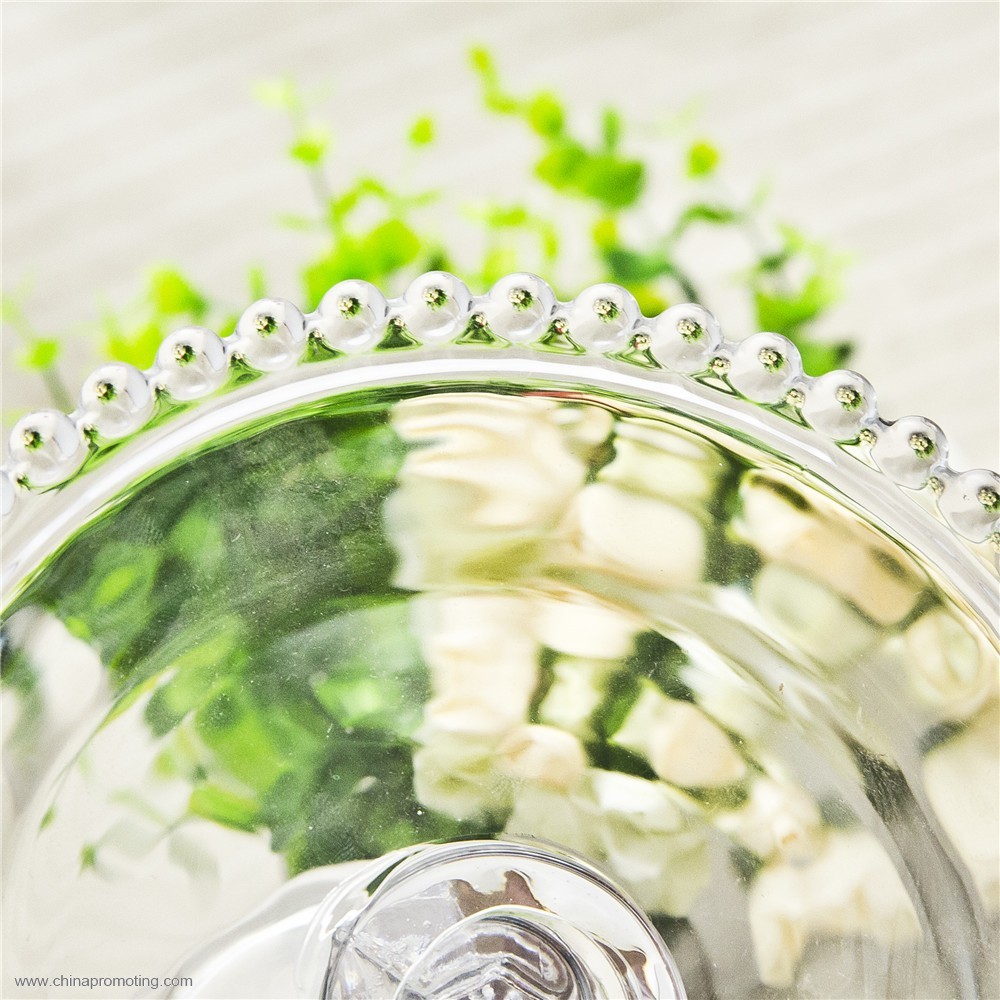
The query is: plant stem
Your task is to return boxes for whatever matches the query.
[41,364,73,412]
[2,303,74,410]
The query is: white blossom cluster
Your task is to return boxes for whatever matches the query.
[387,391,999,989]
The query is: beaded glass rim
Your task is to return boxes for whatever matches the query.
[3,271,998,561]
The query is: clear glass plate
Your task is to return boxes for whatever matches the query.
[2,275,997,999]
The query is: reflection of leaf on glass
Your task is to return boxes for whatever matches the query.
[3,405,485,869]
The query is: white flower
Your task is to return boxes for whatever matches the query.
[923,702,999,910]
[596,418,722,506]
[735,473,921,627]
[902,610,998,720]
[412,728,504,821]
[715,775,823,862]
[748,829,920,988]
[410,593,544,821]
[555,483,705,590]
[753,563,878,664]
[532,591,639,659]
[679,630,777,743]
[538,655,617,737]
[421,695,517,738]
[504,768,711,918]
[497,724,587,791]
[386,393,610,589]
[613,682,746,787]
[545,417,719,594]
[413,593,540,729]
[588,770,710,916]
[413,719,589,826]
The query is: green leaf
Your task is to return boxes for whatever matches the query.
[468,46,495,79]
[795,338,852,376]
[196,689,290,791]
[277,214,320,231]
[247,266,267,299]
[630,285,669,317]
[94,565,145,609]
[103,318,164,369]
[408,116,435,147]
[474,203,528,228]
[755,250,791,274]
[601,109,622,151]
[527,93,564,137]
[578,154,645,208]
[479,246,518,285]
[302,219,421,305]
[20,338,59,370]
[687,140,720,178]
[189,785,259,832]
[289,126,330,166]
[674,203,741,231]
[148,267,208,318]
[302,252,347,308]
[0,293,19,326]
[469,46,519,114]
[360,218,421,276]
[327,177,392,229]
[534,140,587,190]
[603,247,677,284]
[754,272,840,333]
[253,77,301,112]
[592,216,618,250]
[539,224,559,262]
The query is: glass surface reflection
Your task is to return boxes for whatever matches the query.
[2,385,997,999]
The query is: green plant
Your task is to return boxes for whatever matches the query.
[3,48,852,417]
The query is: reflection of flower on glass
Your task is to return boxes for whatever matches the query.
[714,774,822,863]
[748,829,921,988]
[612,683,746,788]
[901,610,997,721]
[382,389,998,987]
[504,769,711,919]
[387,393,612,589]
[923,702,999,909]
[733,471,923,665]
[2,386,996,992]
[409,587,714,918]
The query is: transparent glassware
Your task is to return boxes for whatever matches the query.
[2,273,997,1000]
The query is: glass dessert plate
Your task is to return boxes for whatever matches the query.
[1,273,997,1000]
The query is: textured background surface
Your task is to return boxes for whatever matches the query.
[2,2,997,470]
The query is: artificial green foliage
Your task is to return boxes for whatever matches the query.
[288,126,331,167]
[4,47,853,411]
[1,291,73,412]
[408,116,435,147]
[99,267,215,370]
[686,140,721,178]
[20,337,60,371]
